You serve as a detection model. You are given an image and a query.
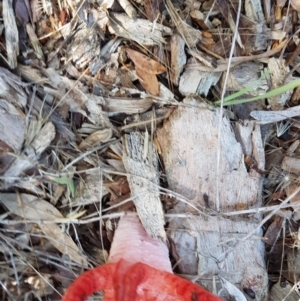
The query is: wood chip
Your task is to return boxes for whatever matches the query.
[108,13,172,46]
[170,34,186,86]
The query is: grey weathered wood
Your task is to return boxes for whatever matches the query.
[170,34,186,86]
[250,105,300,124]
[122,132,166,241]
[2,0,19,68]
[67,24,101,69]
[244,0,267,51]
[157,98,268,301]
[0,109,26,152]
[108,13,172,46]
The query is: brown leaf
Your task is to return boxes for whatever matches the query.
[136,67,160,95]
[0,193,88,266]
[144,0,161,21]
[126,48,166,74]
[264,216,283,246]
[104,176,130,195]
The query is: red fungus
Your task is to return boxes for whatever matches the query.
[62,214,224,301]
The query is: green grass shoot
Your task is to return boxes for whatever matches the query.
[215,71,300,106]
[49,176,75,198]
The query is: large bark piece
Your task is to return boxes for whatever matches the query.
[157,98,268,301]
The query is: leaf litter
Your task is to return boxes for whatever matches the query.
[1,0,300,300]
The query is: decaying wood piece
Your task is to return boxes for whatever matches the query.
[2,0,19,68]
[108,13,172,46]
[122,132,166,241]
[157,98,268,300]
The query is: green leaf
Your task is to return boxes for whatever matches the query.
[50,177,75,198]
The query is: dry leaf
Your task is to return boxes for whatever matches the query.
[79,128,113,151]
[14,0,30,24]
[125,48,166,74]
[39,223,88,266]
[107,159,126,173]
[136,67,160,95]
[264,216,283,246]
[291,0,300,12]
[0,193,88,266]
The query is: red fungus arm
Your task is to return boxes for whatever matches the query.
[62,262,117,301]
[62,215,223,301]
[62,260,224,301]
[126,262,224,301]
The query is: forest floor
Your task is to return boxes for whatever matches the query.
[1,0,300,300]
